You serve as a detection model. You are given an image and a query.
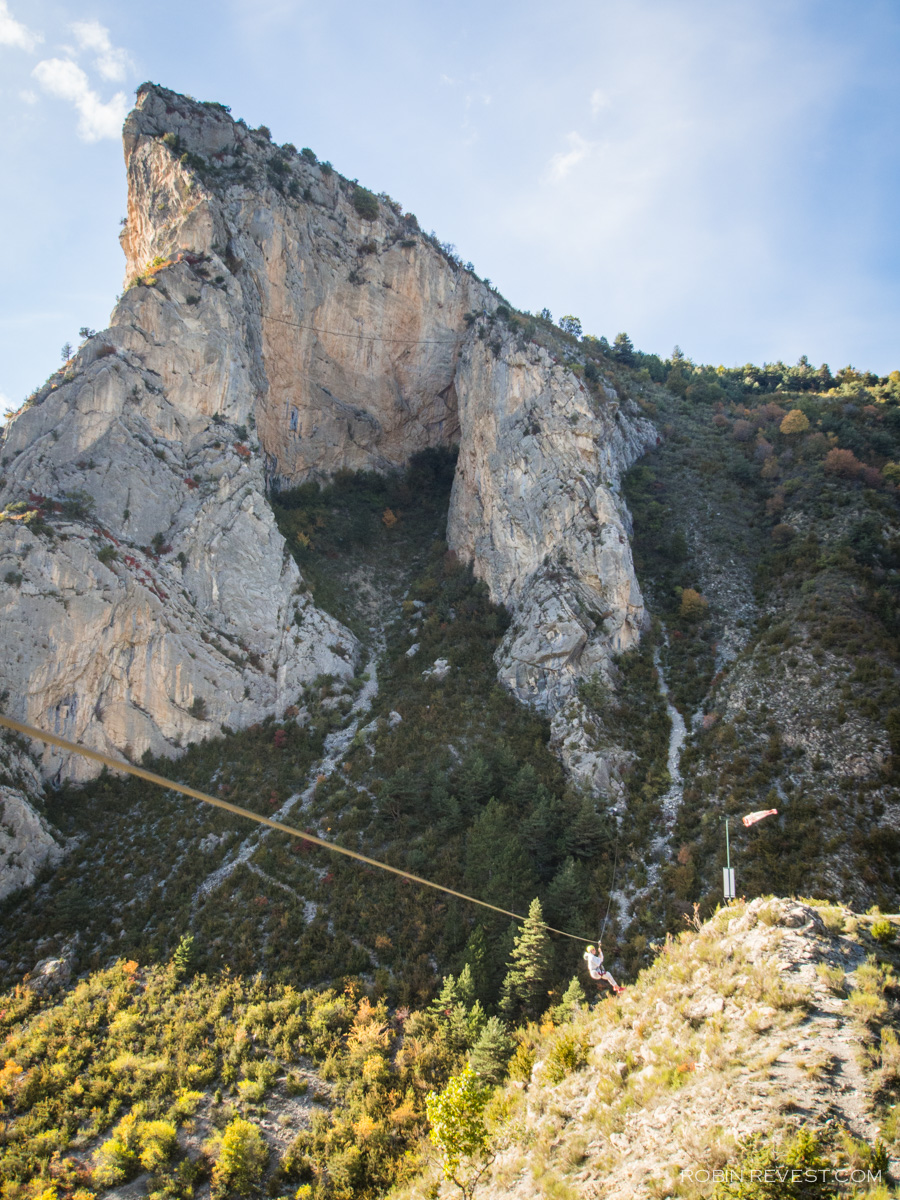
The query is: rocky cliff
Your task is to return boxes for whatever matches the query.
[0,732,64,901]
[0,84,654,890]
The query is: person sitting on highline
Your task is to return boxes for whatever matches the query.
[583,941,624,995]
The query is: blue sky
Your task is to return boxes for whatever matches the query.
[1,0,898,417]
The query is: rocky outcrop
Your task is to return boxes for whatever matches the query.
[0,335,358,784]
[0,736,63,900]
[450,337,654,793]
[401,897,895,1200]
[0,83,653,816]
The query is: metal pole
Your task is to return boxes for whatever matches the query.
[723,818,735,899]
[726,818,730,871]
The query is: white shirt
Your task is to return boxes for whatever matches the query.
[585,950,604,978]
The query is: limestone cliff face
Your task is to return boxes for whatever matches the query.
[118,88,478,484]
[449,336,654,793]
[0,84,654,889]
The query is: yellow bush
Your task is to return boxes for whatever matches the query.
[880,1027,900,1082]
[543,1031,588,1084]
[212,1118,268,1198]
[780,409,810,435]
[847,989,888,1026]
[507,1041,536,1082]
[137,1119,177,1172]
[679,588,708,620]
[94,1112,141,1185]
[0,1059,24,1096]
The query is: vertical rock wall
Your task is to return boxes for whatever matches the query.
[449,335,655,794]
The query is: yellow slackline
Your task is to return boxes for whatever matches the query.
[0,715,592,944]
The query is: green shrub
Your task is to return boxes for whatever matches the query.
[60,489,95,520]
[94,1112,142,1185]
[425,1064,492,1184]
[97,544,118,565]
[138,1119,178,1172]
[351,186,379,220]
[871,918,896,945]
[712,1129,837,1198]
[543,1031,587,1084]
[212,1118,268,1197]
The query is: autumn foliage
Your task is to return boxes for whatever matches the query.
[779,409,810,435]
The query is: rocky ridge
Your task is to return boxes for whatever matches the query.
[402,896,899,1200]
[0,83,654,891]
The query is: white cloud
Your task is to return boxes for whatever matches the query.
[0,1,41,52]
[70,19,133,82]
[19,88,37,103]
[546,132,593,182]
[32,58,128,141]
[590,88,610,116]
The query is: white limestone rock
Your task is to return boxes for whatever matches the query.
[422,658,451,681]
[447,335,656,788]
[0,738,63,900]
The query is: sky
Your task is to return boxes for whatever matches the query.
[1,0,898,417]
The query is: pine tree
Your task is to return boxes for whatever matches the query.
[506,763,546,812]
[429,970,470,1015]
[612,331,635,365]
[564,797,607,859]
[469,1015,514,1085]
[551,975,587,1024]
[462,925,491,1005]
[429,966,485,1053]
[456,751,493,811]
[499,898,553,1022]
[546,857,589,930]
[522,797,556,881]
[465,799,536,909]
[378,766,422,826]
[431,774,463,832]
[170,934,195,982]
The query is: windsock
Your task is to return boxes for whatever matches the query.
[742,808,778,827]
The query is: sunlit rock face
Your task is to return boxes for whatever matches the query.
[449,336,654,795]
[0,83,653,841]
